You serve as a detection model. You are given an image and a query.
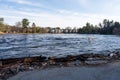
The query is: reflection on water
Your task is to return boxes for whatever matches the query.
[0,34,120,59]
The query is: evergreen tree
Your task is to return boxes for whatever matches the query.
[32,22,36,33]
[22,18,29,33]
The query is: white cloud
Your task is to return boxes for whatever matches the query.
[58,10,71,14]
[7,0,48,9]
[1,0,120,28]
[77,0,90,7]
[8,0,32,5]
[1,9,120,28]
[99,0,120,16]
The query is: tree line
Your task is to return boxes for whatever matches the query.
[0,18,48,33]
[78,19,120,35]
[0,18,120,35]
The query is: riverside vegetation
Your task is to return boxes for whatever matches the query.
[0,18,120,35]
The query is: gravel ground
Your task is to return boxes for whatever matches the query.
[8,61,120,80]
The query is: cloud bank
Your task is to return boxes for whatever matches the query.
[0,0,120,28]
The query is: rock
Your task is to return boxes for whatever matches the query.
[48,57,55,60]
[0,61,2,68]
[48,57,56,65]
[109,53,114,57]
[0,68,16,79]
[41,62,48,67]
[54,57,68,62]
[75,55,88,64]
[64,62,72,66]
[0,69,6,79]
[24,58,30,65]
[49,60,56,65]
[73,60,81,66]
[108,52,119,59]
[66,55,76,61]
[28,67,34,70]
[7,68,16,75]
[38,56,47,62]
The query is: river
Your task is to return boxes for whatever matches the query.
[0,34,120,59]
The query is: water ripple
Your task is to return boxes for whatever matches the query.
[0,34,120,59]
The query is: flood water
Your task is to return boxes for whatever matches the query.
[0,34,120,59]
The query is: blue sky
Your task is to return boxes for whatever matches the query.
[0,0,120,28]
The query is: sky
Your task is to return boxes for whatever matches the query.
[0,0,120,28]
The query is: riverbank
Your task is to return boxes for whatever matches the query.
[0,52,120,80]
[8,60,120,80]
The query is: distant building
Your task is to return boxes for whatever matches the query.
[50,28,55,33]
[0,18,4,23]
[72,28,78,33]
[48,27,79,34]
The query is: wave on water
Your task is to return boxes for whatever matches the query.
[0,34,120,59]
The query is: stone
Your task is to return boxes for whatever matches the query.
[49,60,56,65]
[0,61,2,68]
[66,55,76,61]
[41,62,48,67]
[24,58,32,65]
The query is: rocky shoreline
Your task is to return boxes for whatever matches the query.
[0,51,120,80]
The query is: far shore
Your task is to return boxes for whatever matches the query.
[0,31,120,35]
[0,32,64,35]
[0,31,5,34]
